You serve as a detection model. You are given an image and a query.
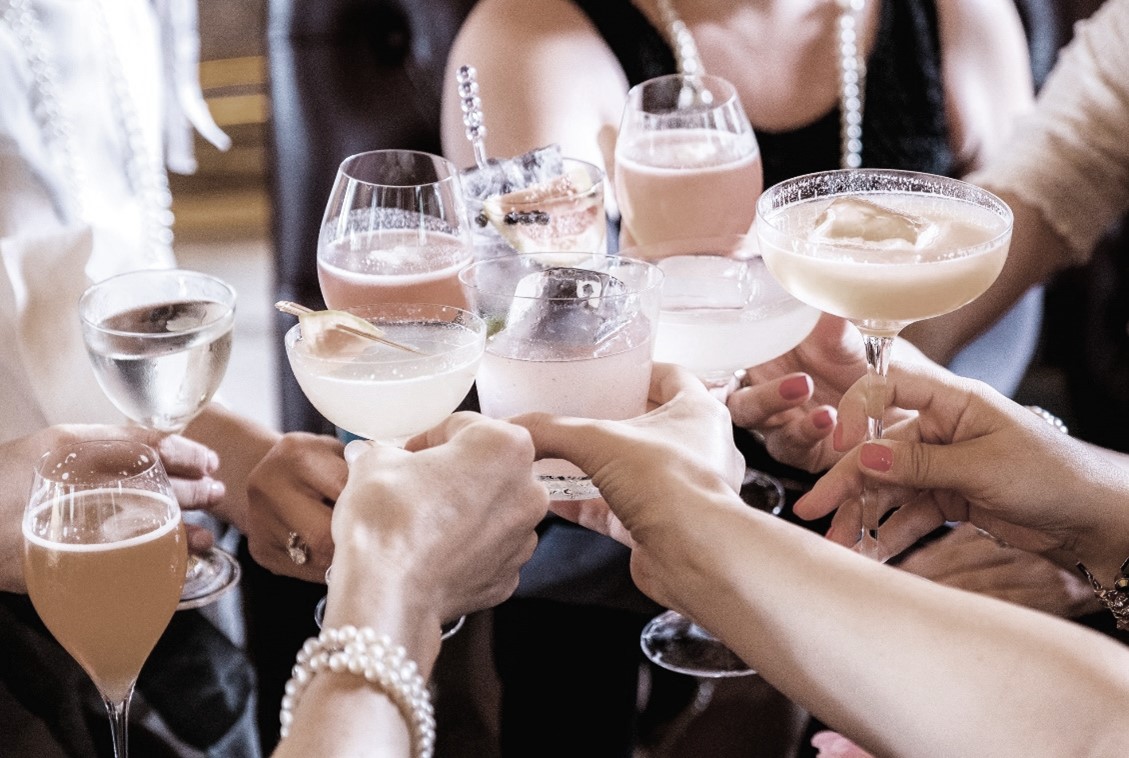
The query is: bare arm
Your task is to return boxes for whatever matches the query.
[439,0,626,173]
[522,365,1129,757]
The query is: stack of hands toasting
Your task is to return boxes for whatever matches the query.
[15,325,1129,757]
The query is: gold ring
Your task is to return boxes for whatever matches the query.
[287,531,310,566]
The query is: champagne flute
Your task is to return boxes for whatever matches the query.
[625,233,820,677]
[756,169,1012,559]
[78,268,240,608]
[460,252,663,500]
[615,73,763,246]
[283,301,486,635]
[317,149,474,310]
[23,439,188,758]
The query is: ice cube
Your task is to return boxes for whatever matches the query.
[504,267,629,348]
[461,144,565,200]
[810,197,939,249]
[659,255,756,310]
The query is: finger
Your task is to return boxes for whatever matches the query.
[403,411,492,452]
[185,523,215,553]
[154,434,220,478]
[647,362,703,407]
[727,373,814,429]
[172,476,225,510]
[854,438,986,494]
[762,405,837,464]
[511,412,607,472]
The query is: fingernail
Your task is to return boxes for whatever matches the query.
[207,451,220,474]
[209,480,226,499]
[859,442,893,472]
[779,375,810,401]
[812,408,834,430]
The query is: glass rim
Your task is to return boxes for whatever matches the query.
[336,149,462,189]
[458,252,665,301]
[626,72,740,109]
[755,168,1014,255]
[32,438,164,485]
[78,268,236,332]
[284,302,487,366]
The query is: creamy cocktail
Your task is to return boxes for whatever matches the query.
[756,169,1013,559]
[284,303,485,445]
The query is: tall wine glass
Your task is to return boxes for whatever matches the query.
[24,439,188,758]
[79,268,240,608]
[284,302,486,634]
[756,169,1012,559]
[615,73,763,246]
[317,149,474,310]
[625,234,820,677]
[460,252,663,500]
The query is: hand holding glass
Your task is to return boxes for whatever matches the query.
[24,439,187,758]
[79,268,240,607]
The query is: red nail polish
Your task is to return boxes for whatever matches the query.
[859,442,893,472]
[779,375,810,401]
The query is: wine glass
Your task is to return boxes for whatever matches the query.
[23,439,188,758]
[284,301,486,634]
[317,149,474,310]
[625,233,820,677]
[615,73,763,247]
[756,169,1012,559]
[459,252,663,500]
[78,268,241,608]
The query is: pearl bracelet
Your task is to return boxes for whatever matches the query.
[279,625,436,758]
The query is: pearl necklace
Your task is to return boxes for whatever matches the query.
[1,0,175,254]
[654,0,867,169]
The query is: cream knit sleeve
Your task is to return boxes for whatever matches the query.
[968,0,1129,264]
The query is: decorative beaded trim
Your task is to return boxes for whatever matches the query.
[280,626,436,758]
[1024,405,1069,435]
[1077,558,1129,632]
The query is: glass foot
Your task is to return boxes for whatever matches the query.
[178,547,241,610]
[539,474,601,501]
[313,597,466,640]
[641,610,755,678]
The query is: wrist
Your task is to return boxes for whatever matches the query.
[323,559,442,676]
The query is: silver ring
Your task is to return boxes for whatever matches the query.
[287,531,310,566]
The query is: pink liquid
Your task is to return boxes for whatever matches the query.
[318,229,471,309]
[616,128,763,245]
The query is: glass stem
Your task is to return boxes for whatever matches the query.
[104,688,134,758]
[859,333,895,561]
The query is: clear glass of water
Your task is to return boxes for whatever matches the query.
[79,268,241,608]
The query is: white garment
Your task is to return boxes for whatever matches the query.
[969,0,1129,263]
[0,0,226,441]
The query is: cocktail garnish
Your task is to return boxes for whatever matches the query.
[274,301,423,355]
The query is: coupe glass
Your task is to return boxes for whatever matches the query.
[615,73,763,246]
[626,234,819,676]
[460,252,663,500]
[78,268,240,608]
[756,169,1012,559]
[24,439,188,758]
[285,302,486,635]
[317,149,474,310]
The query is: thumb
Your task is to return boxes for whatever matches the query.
[857,438,975,492]
[511,412,613,477]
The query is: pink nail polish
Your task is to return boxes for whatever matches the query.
[812,409,834,430]
[779,375,810,401]
[859,442,893,472]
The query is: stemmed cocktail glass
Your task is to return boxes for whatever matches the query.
[318,149,474,310]
[756,169,1012,559]
[626,234,820,676]
[615,73,762,246]
[284,301,486,633]
[24,439,188,758]
[79,268,241,608]
[459,253,663,500]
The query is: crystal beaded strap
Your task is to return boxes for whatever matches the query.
[655,0,866,169]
